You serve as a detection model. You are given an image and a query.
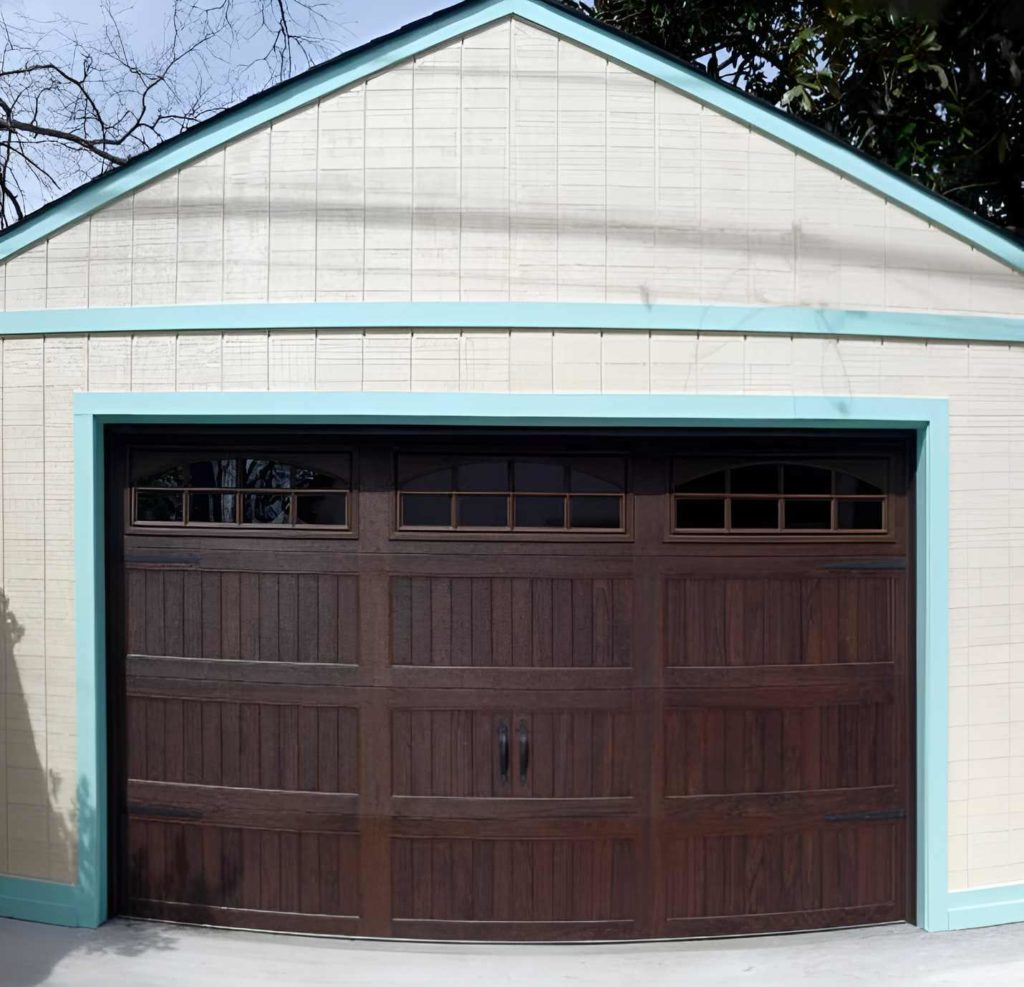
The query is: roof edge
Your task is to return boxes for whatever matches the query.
[0,0,1021,275]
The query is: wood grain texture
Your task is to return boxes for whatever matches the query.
[110,429,913,939]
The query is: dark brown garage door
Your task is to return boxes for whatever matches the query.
[109,429,914,940]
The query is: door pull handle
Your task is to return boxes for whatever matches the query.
[498,721,510,782]
[518,719,529,784]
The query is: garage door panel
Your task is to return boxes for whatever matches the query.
[663,823,900,927]
[127,695,360,792]
[664,573,904,666]
[664,703,895,797]
[390,836,637,929]
[391,706,636,799]
[127,819,361,923]
[390,574,633,668]
[127,567,359,663]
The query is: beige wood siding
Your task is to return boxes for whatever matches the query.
[0,18,1019,317]
[0,328,1021,892]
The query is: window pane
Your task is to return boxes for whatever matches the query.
[400,467,453,492]
[136,491,184,523]
[457,461,508,492]
[456,494,508,527]
[189,493,237,524]
[189,459,238,487]
[515,495,565,528]
[675,470,727,494]
[142,464,187,488]
[569,496,621,529]
[782,464,832,494]
[514,462,566,493]
[731,498,779,528]
[243,460,294,489]
[296,493,348,526]
[838,499,884,530]
[291,466,345,490]
[784,499,831,529]
[675,498,725,529]
[401,493,452,527]
[570,459,625,493]
[835,471,884,495]
[243,493,290,524]
[731,464,780,494]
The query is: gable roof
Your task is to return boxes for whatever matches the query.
[2,0,1022,273]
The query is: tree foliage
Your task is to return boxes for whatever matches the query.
[571,0,1024,237]
[0,0,341,227]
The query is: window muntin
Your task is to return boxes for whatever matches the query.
[132,455,350,529]
[672,460,887,534]
[396,455,626,532]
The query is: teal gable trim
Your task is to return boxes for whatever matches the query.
[0,390,961,931]
[0,0,1021,275]
[0,301,1022,344]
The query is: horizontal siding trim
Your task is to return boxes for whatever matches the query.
[1,302,1022,343]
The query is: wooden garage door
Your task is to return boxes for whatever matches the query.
[109,429,913,939]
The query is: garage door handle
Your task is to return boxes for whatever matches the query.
[518,720,529,784]
[498,721,510,782]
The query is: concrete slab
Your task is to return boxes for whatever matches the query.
[3,918,1024,987]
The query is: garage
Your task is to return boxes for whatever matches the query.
[108,427,913,940]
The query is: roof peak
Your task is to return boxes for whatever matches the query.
[0,0,1020,272]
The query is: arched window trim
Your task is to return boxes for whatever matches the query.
[672,458,888,534]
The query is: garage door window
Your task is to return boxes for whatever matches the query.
[673,460,886,533]
[132,456,351,528]
[397,455,626,532]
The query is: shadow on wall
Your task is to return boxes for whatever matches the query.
[1,588,178,985]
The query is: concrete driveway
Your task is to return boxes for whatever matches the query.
[3,917,1024,986]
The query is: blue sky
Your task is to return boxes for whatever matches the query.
[9,1,495,52]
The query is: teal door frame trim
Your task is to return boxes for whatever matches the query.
[4,388,1004,934]
[0,301,1022,344]
[0,0,1021,274]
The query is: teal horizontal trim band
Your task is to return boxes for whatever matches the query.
[0,876,81,927]
[947,885,1024,931]
[2,301,1022,343]
[0,0,1020,277]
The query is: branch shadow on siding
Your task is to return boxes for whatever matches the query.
[0,588,178,986]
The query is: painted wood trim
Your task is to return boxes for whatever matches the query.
[0,302,1021,343]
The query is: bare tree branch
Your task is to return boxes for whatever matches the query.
[0,0,346,228]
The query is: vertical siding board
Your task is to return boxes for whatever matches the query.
[89,199,134,307]
[510,21,558,300]
[223,129,271,302]
[131,173,179,306]
[606,64,655,303]
[412,45,462,301]
[460,22,511,300]
[222,332,270,391]
[556,40,607,301]
[269,106,318,302]
[6,244,48,311]
[364,64,414,300]
[176,150,225,304]
[317,86,366,301]
[46,226,90,310]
